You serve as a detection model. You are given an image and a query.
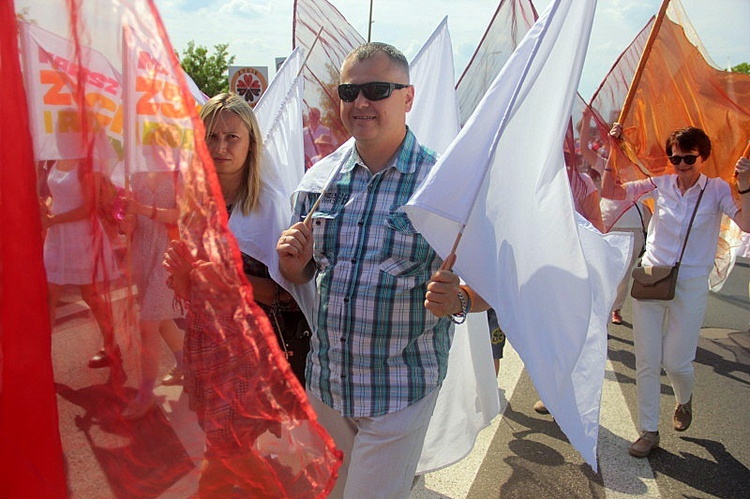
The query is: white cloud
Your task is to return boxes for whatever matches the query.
[217,0,272,17]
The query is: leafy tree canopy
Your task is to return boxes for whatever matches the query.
[179,41,235,97]
[731,62,749,75]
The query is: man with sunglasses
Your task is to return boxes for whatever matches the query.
[602,125,750,459]
[277,42,487,498]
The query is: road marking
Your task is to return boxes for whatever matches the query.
[412,343,525,498]
[600,359,660,498]
[412,350,662,498]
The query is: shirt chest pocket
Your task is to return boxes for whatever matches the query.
[378,212,432,280]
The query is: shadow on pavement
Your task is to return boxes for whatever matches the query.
[650,436,750,499]
[56,382,195,498]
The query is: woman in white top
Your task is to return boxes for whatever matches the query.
[602,125,750,458]
[43,158,121,373]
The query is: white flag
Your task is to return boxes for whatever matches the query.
[407,18,499,474]
[404,0,629,469]
[19,21,121,161]
[455,0,537,126]
[406,17,460,154]
[122,24,196,173]
[229,48,316,323]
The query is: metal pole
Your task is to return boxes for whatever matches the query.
[367,0,374,42]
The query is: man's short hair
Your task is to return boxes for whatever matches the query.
[344,42,409,82]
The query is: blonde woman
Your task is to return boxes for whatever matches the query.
[165,93,310,495]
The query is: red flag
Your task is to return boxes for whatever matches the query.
[0,3,66,496]
[6,0,341,496]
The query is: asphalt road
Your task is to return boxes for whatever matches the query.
[414,257,750,499]
[50,258,749,498]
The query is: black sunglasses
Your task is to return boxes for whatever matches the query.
[668,154,699,166]
[337,82,410,102]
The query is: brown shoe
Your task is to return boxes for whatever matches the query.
[629,431,659,458]
[161,366,184,386]
[533,400,549,415]
[673,397,692,431]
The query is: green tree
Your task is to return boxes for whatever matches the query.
[179,41,235,97]
[731,62,750,75]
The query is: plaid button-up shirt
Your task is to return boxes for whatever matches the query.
[293,129,453,417]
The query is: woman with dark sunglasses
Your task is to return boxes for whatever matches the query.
[602,125,750,458]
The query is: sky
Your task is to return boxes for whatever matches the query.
[154,0,749,101]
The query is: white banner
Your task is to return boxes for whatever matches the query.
[404,0,628,470]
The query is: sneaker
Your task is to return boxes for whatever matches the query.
[629,431,659,458]
[673,397,692,431]
[611,310,623,325]
[533,400,549,415]
[161,366,184,386]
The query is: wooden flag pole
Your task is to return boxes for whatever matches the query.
[617,0,670,125]
[298,26,325,78]
[439,229,464,271]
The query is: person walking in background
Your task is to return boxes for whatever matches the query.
[120,170,185,419]
[310,133,337,165]
[579,108,652,325]
[303,106,333,169]
[602,197,651,324]
[487,308,506,376]
[42,158,122,377]
[603,124,750,458]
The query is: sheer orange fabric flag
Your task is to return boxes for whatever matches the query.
[4,0,341,496]
[587,2,750,241]
[610,10,750,186]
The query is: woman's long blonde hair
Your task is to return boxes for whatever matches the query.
[199,93,262,214]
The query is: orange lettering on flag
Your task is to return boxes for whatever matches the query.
[84,92,118,131]
[57,108,79,132]
[136,75,160,115]
[40,69,72,106]
[159,80,185,118]
[136,76,187,119]
[43,110,53,133]
[141,121,186,147]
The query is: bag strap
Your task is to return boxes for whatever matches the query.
[634,202,647,258]
[676,179,706,265]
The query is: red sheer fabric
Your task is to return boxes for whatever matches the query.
[6,0,340,496]
[565,96,604,232]
[1,2,67,497]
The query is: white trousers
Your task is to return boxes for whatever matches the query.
[309,389,439,499]
[632,275,708,432]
